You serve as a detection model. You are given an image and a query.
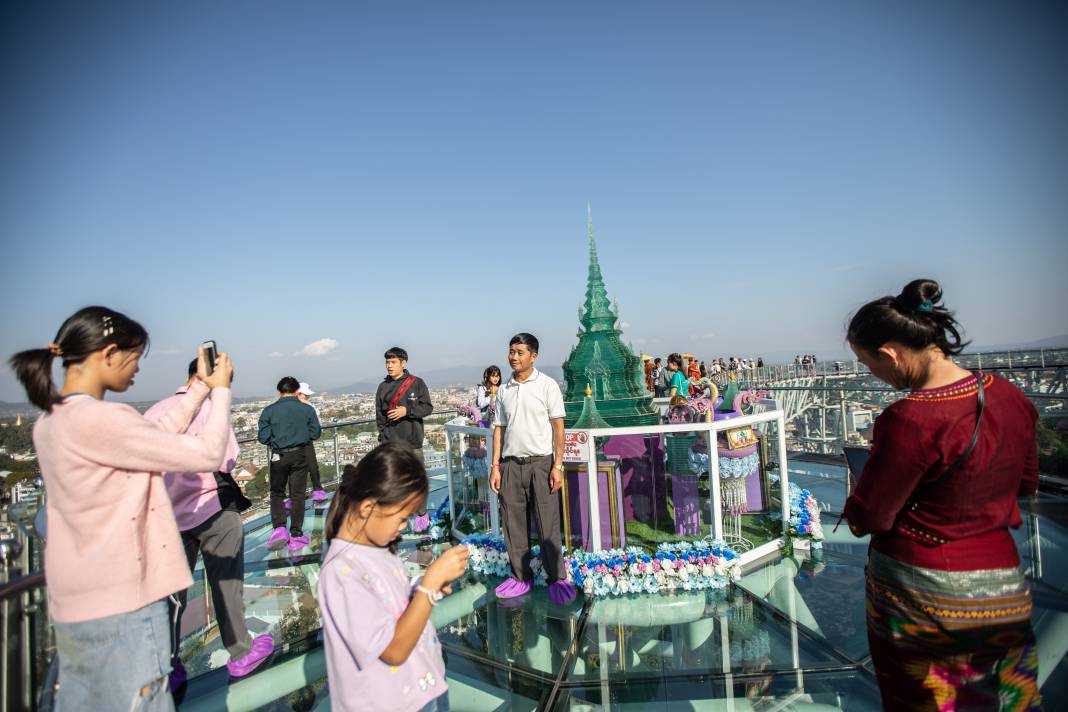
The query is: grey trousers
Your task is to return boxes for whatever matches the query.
[173,510,253,660]
[499,456,565,583]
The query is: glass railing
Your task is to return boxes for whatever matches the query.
[737,347,1068,384]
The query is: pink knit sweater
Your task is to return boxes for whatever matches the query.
[33,381,232,623]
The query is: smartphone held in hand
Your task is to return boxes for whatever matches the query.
[201,340,218,376]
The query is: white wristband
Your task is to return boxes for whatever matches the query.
[416,585,442,606]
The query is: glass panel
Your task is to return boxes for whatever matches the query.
[570,587,845,683]
[589,429,711,552]
[737,547,872,663]
[444,425,493,536]
[552,667,884,710]
[435,573,586,678]
[727,416,782,554]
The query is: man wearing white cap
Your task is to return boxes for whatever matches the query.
[296,383,327,504]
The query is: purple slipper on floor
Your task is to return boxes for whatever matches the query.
[169,659,186,693]
[495,577,532,599]
[548,580,577,605]
[267,527,289,550]
[227,633,275,678]
[287,534,310,552]
[311,489,328,502]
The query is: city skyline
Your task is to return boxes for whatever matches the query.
[3,1,1067,403]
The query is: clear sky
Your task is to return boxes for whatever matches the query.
[2,1,1066,401]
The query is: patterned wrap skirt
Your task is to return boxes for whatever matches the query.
[865,549,1041,711]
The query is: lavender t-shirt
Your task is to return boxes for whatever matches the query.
[319,540,447,712]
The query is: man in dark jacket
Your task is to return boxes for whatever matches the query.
[375,347,433,462]
[258,376,322,552]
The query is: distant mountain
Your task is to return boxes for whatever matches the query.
[326,380,384,395]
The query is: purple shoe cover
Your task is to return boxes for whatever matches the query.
[284,498,292,510]
[548,580,577,605]
[169,659,187,693]
[311,489,328,502]
[287,534,310,552]
[495,577,532,599]
[267,527,289,549]
[227,633,274,678]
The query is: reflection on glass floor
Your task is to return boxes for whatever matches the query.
[175,479,1068,711]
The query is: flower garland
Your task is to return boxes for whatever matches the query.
[787,483,824,547]
[461,534,742,599]
[462,446,488,479]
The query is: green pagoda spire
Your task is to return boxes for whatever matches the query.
[573,384,611,429]
[562,206,659,427]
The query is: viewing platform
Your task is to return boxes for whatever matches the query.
[3,352,1066,710]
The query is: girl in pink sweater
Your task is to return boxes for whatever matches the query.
[9,306,235,712]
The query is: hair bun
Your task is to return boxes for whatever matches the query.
[897,278,942,312]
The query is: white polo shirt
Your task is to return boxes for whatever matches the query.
[493,367,566,458]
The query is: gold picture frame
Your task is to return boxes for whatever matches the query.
[725,426,758,450]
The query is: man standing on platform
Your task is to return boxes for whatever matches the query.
[258,376,322,552]
[489,333,576,605]
[375,346,434,463]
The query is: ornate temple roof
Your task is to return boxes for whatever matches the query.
[562,206,659,428]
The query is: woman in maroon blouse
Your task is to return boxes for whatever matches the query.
[843,279,1041,711]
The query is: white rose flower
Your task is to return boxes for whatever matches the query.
[701,565,714,578]
[686,564,698,576]
[603,574,616,589]
[619,579,630,594]
[583,577,595,592]
[714,561,727,577]
[629,563,642,577]
[678,567,689,581]
[654,571,665,585]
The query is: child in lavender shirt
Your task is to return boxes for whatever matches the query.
[319,443,469,712]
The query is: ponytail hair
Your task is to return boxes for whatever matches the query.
[324,442,428,548]
[847,279,969,357]
[8,306,150,412]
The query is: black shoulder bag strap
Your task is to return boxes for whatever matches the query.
[904,371,986,514]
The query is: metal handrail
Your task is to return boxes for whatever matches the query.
[234,408,458,445]
[757,385,1065,400]
[0,571,45,601]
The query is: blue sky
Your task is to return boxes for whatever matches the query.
[2,1,1066,401]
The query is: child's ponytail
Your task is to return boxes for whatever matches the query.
[8,306,150,413]
[9,348,62,412]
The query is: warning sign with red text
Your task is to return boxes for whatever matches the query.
[563,430,591,463]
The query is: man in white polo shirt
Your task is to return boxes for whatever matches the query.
[489,332,577,605]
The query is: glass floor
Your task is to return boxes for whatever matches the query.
[172,465,1068,711]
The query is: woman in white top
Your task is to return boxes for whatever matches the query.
[475,365,502,420]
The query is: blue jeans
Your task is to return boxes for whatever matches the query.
[51,599,174,712]
[417,692,449,712]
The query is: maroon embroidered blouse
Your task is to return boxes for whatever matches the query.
[843,372,1039,571]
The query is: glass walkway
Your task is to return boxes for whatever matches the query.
[164,463,1068,711]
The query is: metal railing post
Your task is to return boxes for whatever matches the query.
[332,429,340,481]
[586,434,602,553]
[708,421,724,541]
